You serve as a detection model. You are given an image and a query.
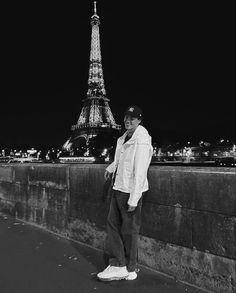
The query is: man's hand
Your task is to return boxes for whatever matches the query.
[127,205,136,212]
[104,170,112,181]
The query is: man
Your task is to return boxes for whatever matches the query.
[97,105,153,281]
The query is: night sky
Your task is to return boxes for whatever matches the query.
[1,1,235,148]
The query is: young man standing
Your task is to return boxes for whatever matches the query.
[97,105,153,281]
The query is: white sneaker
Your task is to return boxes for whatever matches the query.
[97,265,129,281]
[125,271,137,280]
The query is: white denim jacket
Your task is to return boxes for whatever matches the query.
[106,125,153,207]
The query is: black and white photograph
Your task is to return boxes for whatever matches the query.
[0,1,235,292]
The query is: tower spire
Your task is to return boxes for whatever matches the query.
[87,0,104,98]
[93,1,97,15]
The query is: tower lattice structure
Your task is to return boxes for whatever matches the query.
[71,1,121,133]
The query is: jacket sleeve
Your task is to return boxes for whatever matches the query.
[128,141,152,207]
[106,140,120,173]
[106,161,115,173]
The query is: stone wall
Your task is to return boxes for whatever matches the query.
[0,163,235,292]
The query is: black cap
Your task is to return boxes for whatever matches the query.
[124,105,143,119]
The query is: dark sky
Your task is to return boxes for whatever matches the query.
[1,0,235,148]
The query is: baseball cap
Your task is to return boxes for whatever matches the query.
[124,105,143,119]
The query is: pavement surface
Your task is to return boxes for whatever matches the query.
[0,212,207,293]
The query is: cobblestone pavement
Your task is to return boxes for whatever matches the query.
[0,213,207,293]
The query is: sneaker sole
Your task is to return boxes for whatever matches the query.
[98,275,129,282]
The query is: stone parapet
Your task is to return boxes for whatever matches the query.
[0,163,235,292]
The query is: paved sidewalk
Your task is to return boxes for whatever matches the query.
[0,213,206,293]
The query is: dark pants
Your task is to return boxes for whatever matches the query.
[105,190,142,272]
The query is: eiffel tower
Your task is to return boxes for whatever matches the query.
[63,2,121,158]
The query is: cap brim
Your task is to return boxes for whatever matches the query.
[124,112,142,118]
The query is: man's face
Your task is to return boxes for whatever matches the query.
[124,115,141,130]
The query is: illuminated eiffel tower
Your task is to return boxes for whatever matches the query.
[63,2,121,157]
